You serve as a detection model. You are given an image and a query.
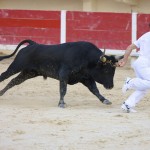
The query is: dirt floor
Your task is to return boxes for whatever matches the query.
[0,52,150,150]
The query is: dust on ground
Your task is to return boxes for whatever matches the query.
[0,51,150,150]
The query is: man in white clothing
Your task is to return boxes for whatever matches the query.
[118,23,150,113]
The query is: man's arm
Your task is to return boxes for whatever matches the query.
[118,43,138,67]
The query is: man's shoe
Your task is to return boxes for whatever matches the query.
[121,102,137,113]
[122,77,131,94]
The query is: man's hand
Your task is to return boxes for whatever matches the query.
[118,43,137,67]
[118,58,127,67]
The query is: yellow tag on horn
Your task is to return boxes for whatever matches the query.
[101,57,107,62]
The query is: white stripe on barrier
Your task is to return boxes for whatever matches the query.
[132,12,137,43]
[131,12,138,55]
[101,48,138,56]
[0,44,25,51]
[60,10,66,43]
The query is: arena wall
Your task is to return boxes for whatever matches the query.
[0,9,150,55]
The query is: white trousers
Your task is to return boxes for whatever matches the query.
[125,56,150,108]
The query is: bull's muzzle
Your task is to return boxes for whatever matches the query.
[104,84,114,89]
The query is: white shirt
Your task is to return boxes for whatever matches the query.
[134,31,150,57]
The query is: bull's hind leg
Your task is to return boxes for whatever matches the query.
[0,70,38,96]
[0,61,23,82]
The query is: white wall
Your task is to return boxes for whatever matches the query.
[0,0,150,13]
[0,0,83,11]
[96,0,131,13]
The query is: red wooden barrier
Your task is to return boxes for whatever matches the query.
[137,14,150,38]
[0,9,150,51]
[66,11,131,50]
[0,9,60,45]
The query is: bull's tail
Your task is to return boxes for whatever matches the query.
[0,39,36,61]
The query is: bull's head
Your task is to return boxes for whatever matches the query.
[90,48,123,89]
[100,48,123,67]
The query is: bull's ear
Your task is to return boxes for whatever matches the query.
[100,56,107,62]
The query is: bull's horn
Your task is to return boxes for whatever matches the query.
[100,47,107,62]
[100,56,107,62]
[103,47,106,55]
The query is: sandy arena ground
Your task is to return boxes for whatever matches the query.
[0,52,150,150]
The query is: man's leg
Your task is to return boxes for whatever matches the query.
[125,90,146,108]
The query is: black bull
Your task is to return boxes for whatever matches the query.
[0,40,122,108]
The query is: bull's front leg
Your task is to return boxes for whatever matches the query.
[58,80,67,108]
[81,79,112,105]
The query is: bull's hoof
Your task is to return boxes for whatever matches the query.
[103,99,112,105]
[0,91,4,96]
[58,103,67,108]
